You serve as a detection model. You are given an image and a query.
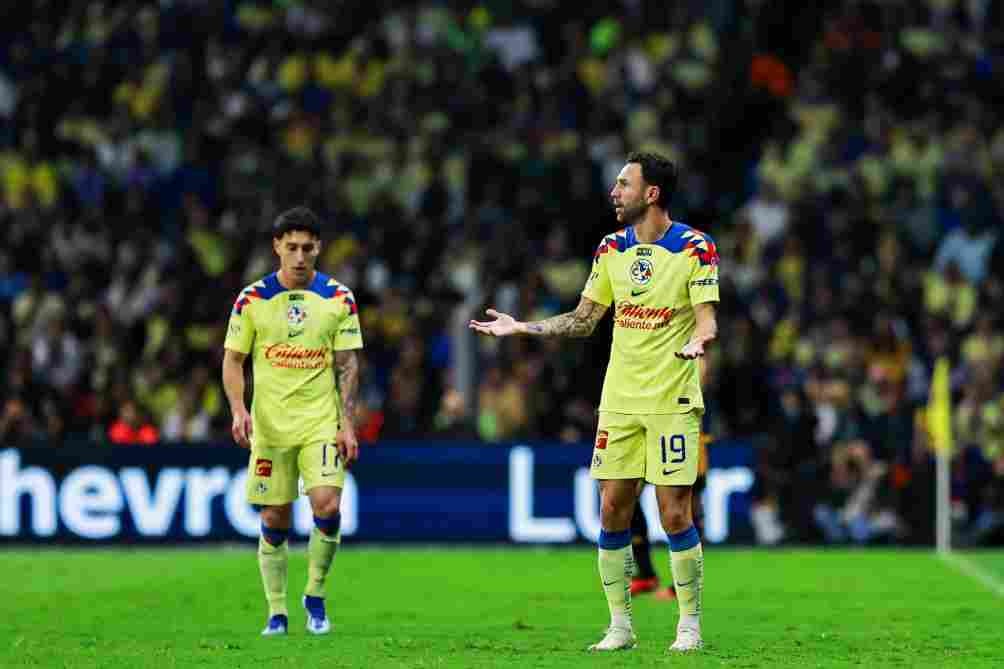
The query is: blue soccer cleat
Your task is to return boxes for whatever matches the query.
[261,614,288,636]
[303,595,331,635]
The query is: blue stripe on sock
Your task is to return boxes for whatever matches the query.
[261,523,289,546]
[598,529,632,550]
[314,513,341,536]
[668,525,700,552]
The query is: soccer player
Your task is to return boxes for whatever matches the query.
[222,207,363,636]
[469,152,719,653]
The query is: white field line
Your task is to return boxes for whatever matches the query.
[939,552,1004,599]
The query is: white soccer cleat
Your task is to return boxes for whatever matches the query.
[588,626,637,652]
[669,625,703,652]
[303,595,331,635]
[260,614,288,636]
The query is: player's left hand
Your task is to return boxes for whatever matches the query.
[469,309,522,337]
[676,340,705,360]
[336,422,359,468]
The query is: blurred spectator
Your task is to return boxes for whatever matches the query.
[961,314,1004,376]
[813,439,898,544]
[31,315,84,394]
[745,183,790,250]
[0,397,41,445]
[933,217,998,285]
[924,263,976,330]
[964,393,1004,544]
[751,386,819,545]
[382,335,432,438]
[537,227,589,308]
[107,399,159,445]
[477,365,530,442]
[161,385,210,442]
[431,387,477,440]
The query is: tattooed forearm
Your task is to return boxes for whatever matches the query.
[334,351,359,422]
[525,297,608,338]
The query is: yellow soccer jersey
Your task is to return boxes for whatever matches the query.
[582,222,719,414]
[224,271,363,449]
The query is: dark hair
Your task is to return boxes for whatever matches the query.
[272,206,322,239]
[626,151,678,208]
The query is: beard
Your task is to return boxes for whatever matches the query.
[618,200,648,224]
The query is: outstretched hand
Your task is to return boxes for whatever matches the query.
[676,340,706,360]
[469,309,522,337]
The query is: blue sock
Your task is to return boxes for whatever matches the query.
[598,529,632,550]
[261,523,289,546]
[314,513,341,536]
[667,525,700,552]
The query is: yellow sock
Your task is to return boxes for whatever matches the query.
[304,527,339,598]
[258,535,288,616]
[669,527,703,618]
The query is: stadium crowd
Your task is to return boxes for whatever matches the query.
[1,0,1002,545]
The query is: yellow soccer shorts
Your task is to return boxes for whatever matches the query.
[590,410,703,486]
[246,441,346,506]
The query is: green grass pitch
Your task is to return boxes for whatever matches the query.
[4,547,1002,668]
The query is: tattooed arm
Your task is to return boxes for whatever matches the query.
[334,350,360,465]
[468,295,609,339]
[522,295,609,337]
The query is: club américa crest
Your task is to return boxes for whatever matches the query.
[629,258,654,285]
[287,303,308,327]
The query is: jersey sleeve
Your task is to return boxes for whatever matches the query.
[224,292,255,354]
[333,288,364,351]
[582,237,615,306]
[687,232,720,306]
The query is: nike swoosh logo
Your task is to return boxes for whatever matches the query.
[663,468,682,476]
[675,579,694,587]
[630,289,649,296]
[289,331,303,338]
[602,580,621,587]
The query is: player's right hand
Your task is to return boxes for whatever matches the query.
[468,309,522,337]
[231,408,253,448]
